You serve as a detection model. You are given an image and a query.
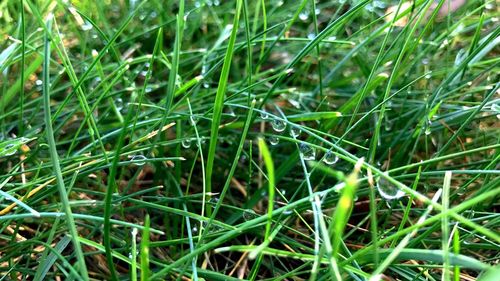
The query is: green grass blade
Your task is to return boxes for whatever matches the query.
[205,0,243,215]
[41,14,89,280]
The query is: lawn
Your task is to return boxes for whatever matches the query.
[0,0,499,280]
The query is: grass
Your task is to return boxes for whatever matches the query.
[0,0,499,280]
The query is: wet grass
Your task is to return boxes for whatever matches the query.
[0,0,499,280]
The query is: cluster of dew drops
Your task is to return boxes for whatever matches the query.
[260,111,406,201]
[260,111,339,165]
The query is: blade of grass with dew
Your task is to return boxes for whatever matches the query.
[371,188,443,278]
[196,100,255,247]
[331,158,363,280]
[205,0,243,216]
[41,14,89,280]
[151,175,500,279]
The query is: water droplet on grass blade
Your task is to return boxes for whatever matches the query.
[323,151,338,164]
[376,175,405,200]
[260,111,269,120]
[190,115,199,126]
[299,143,315,161]
[130,155,147,166]
[269,136,279,145]
[299,10,309,21]
[116,98,123,111]
[181,138,191,148]
[425,126,431,135]
[3,144,17,156]
[81,21,93,31]
[491,102,500,114]
[290,127,301,138]
[271,119,286,132]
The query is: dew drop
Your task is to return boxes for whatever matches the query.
[290,127,301,138]
[376,175,405,200]
[323,151,339,165]
[271,119,286,132]
[299,143,315,161]
[269,136,279,145]
[130,154,147,166]
[425,126,431,136]
[209,197,219,204]
[307,33,315,40]
[115,98,124,111]
[35,79,43,86]
[195,1,201,8]
[3,144,17,156]
[315,8,320,15]
[491,102,500,113]
[181,138,191,148]
[190,115,199,126]
[373,0,386,8]
[81,21,93,31]
[192,226,198,235]
[299,10,309,21]
[260,111,269,120]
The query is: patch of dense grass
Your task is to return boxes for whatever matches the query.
[0,0,499,280]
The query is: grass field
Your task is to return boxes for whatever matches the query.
[0,0,499,280]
